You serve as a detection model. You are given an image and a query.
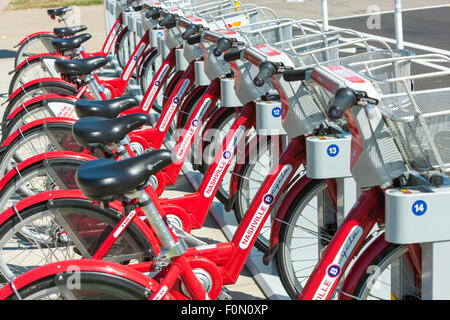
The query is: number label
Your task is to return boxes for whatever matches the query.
[327,144,339,157]
[412,200,427,216]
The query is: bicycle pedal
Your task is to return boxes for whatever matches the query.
[217,287,232,300]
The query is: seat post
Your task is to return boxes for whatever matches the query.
[133,188,188,258]
[85,72,107,100]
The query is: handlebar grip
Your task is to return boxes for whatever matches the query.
[328,88,357,119]
[187,35,201,45]
[213,38,231,57]
[223,50,241,62]
[146,7,161,20]
[159,14,177,28]
[283,68,310,82]
[253,62,276,87]
[133,5,143,11]
[182,24,199,40]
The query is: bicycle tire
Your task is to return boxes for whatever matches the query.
[14,33,56,68]
[200,107,240,204]
[347,243,420,300]
[138,49,159,100]
[9,56,63,96]
[0,121,83,178]
[0,155,86,210]
[6,271,152,300]
[233,135,283,253]
[277,179,338,299]
[2,97,77,140]
[0,198,154,284]
[3,80,78,127]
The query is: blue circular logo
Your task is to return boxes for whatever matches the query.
[263,194,274,205]
[272,107,281,118]
[327,265,340,278]
[133,55,138,61]
[173,97,180,104]
[327,144,339,157]
[412,200,427,216]
[192,119,199,127]
[223,151,231,159]
[155,80,160,86]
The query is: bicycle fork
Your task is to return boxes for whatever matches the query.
[298,187,385,300]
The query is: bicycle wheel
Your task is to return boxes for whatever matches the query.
[14,34,56,68]
[138,49,159,100]
[3,81,77,126]
[233,135,284,253]
[0,198,154,284]
[9,56,62,95]
[0,156,86,210]
[0,121,83,178]
[6,271,152,300]
[277,179,338,299]
[347,243,421,300]
[116,29,132,70]
[200,107,246,204]
[2,97,77,140]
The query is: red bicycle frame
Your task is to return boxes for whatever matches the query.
[136,135,308,299]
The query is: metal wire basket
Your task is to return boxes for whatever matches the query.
[277,36,413,139]
[347,54,450,177]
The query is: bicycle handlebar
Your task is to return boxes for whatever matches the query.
[187,35,202,45]
[223,50,242,62]
[282,68,312,82]
[213,38,232,57]
[182,24,200,40]
[254,62,276,87]
[328,88,358,119]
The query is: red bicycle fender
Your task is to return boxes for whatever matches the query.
[0,259,172,300]
[114,25,128,53]
[17,31,54,46]
[15,52,66,71]
[268,175,314,250]
[1,117,77,147]
[7,94,77,120]
[228,134,261,197]
[136,47,157,80]
[163,70,184,106]
[8,77,76,101]
[0,151,97,190]
[176,85,207,129]
[0,189,87,226]
[338,236,395,299]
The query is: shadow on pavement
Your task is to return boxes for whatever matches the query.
[0,50,16,59]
